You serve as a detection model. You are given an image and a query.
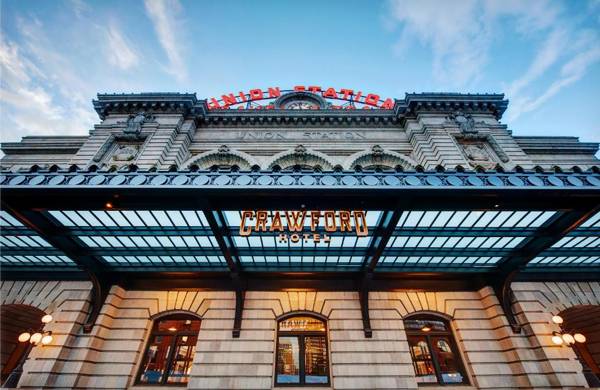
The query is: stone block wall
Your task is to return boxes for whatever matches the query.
[1,282,599,389]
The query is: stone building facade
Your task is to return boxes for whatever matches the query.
[0,90,599,390]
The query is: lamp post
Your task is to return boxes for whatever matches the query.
[550,314,600,387]
[2,314,54,388]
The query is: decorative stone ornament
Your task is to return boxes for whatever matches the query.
[112,144,140,162]
[448,111,477,133]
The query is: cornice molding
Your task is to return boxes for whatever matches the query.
[91,92,509,123]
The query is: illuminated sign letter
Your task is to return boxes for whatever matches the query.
[240,211,254,236]
[270,211,284,232]
[209,97,221,109]
[249,89,264,100]
[339,211,352,232]
[286,211,306,232]
[222,93,237,107]
[381,98,394,109]
[294,85,306,91]
[268,87,281,98]
[353,210,368,236]
[323,88,338,99]
[256,211,268,232]
[310,211,321,230]
[364,94,380,106]
[323,211,336,232]
[340,89,353,100]
[308,86,321,93]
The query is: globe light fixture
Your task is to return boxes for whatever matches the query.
[5,313,55,387]
[574,333,586,343]
[41,334,53,345]
[29,332,43,344]
[18,332,31,343]
[552,315,563,324]
[552,335,564,345]
[562,333,575,345]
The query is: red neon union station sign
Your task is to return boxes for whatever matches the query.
[208,85,393,110]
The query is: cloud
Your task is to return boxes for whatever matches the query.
[386,0,559,88]
[0,20,96,142]
[106,23,139,70]
[506,39,600,122]
[504,28,567,98]
[144,0,187,82]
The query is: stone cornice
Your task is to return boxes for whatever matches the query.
[93,93,199,119]
[91,92,509,123]
[395,93,508,120]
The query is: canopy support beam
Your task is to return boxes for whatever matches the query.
[231,273,246,338]
[360,271,373,338]
[83,270,111,333]
[495,205,599,334]
[1,203,110,333]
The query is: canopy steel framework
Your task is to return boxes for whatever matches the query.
[1,169,599,337]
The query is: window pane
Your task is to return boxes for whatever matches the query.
[304,336,329,384]
[166,335,197,384]
[276,336,300,384]
[138,335,173,384]
[408,336,437,383]
[431,336,466,384]
[279,316,326,332]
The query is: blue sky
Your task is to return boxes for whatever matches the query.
[1,0,599,144]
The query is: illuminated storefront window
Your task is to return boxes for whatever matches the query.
[276,315,329,386]
[405,315,468,385]
[136,314,201,385]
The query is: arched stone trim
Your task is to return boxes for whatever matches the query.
[150,309,203,321]
[267,147,334,170]
[513,281,600,317]
[276,310,329,322]
[343,148,417,170]
[181,148,259,171]
[403,310,453,321]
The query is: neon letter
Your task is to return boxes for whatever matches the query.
[364,94,380,106]
[268,87,281,98]
[323,88,338,99]
[310,211,321,230]
[381,98,394,109]
[240,211,254,236]
[286,210,306,232]
[324,210,336,232]
[340,89,353,100]
[256,210,268,232]
[353,211,368,236]
[339,211,352,232]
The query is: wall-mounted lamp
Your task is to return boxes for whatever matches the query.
[2,314,54,388]
[549,313,599,387]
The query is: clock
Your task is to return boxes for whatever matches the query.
[283,100,319,110]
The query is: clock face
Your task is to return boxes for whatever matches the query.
[284,100,319,110]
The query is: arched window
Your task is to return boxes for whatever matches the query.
[136,313,201,385]
[276,314,329,386]
[404,314,468,385]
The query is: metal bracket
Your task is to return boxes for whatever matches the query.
[83,271,110,333]
[360,272,373,338]
[231,273,246,338]
[492,269,522,334]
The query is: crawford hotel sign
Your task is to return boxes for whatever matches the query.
[239,210,368,243]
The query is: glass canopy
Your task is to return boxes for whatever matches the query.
[1,208,598,273]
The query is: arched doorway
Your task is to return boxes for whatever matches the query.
[1,304,46,385]
[559,305,600,386]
